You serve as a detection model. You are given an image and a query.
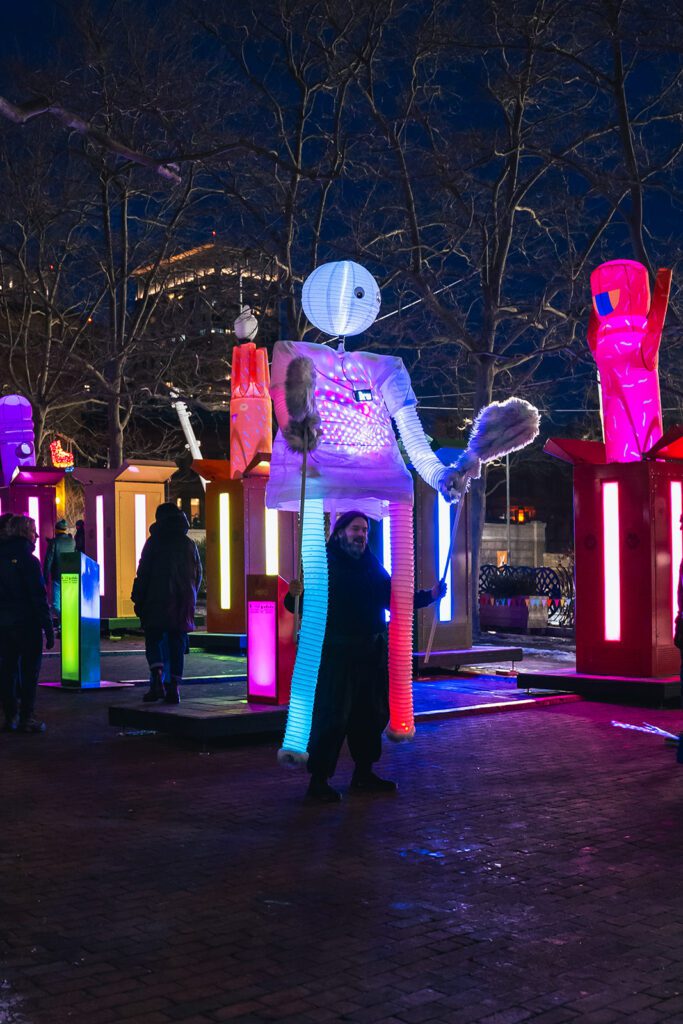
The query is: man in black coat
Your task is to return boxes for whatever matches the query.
[0,514,55,733]
[131,503,202,705]
[285,510,445,802]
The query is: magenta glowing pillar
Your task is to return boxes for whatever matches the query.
[602,481,621,642]
[671,482,682,638]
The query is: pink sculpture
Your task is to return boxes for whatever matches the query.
[588,260,672,462]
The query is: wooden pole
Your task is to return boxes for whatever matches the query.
[292,432,309,632]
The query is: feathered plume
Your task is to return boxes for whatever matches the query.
[281,356,322,453]
[441,397,540,501]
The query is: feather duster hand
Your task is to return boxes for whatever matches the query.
[281,356,322,453]
[440,398,540,501]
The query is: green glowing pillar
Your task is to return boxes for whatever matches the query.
[60,552,101,688]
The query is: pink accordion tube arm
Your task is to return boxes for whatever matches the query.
[385,502,416,742]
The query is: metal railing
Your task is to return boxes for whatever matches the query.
[479,563,574,627]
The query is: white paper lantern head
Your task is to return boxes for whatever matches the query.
[234,305,258,341]
[302,261,381,337]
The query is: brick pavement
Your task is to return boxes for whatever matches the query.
[3,684,683,1024]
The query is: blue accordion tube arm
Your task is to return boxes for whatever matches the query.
[278,498,328,766]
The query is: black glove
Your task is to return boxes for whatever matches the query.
[45,630,55,651]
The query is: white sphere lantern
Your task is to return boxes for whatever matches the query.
[302,260,381,337]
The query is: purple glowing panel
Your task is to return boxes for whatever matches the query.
[0,395,35,487]
[247,600,277,699]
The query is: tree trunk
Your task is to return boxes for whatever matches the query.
[108,397,124,469]
[469,358,495,638]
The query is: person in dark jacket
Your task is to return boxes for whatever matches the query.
[74,519,86,554]
[43,519,76,621]
[285,510,446,802]
[131,502,202,705]
[0,515,55,733]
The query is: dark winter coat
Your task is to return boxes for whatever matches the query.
[0,536,54,639]
[284,539,434,643]
[43,532,76,582]
[131,517,202,632]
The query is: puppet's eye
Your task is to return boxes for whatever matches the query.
[354,287,365,299]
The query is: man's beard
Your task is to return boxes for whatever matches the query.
[339,535,365,559]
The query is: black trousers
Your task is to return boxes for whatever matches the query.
[144,628,187,680]
[0,624,43,722]
[307,633,390,779]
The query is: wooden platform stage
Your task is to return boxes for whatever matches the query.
[109,697,286,741]
[414,645,523,672]
[517,669,681,707]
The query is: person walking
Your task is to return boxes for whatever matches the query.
[0,515,55,733]
[74,519,86,554]
[42,519,76,624]
[131,502,202,705]
[285,511,446,802]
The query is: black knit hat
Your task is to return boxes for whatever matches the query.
[332,510,369,536]
[155,502,184,522]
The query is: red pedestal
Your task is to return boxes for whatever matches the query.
[548,435,683,678]
[246,575,295,704]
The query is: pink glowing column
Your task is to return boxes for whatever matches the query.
[248,600,277,699]
[96,494,105,596]
[602,481,621,641]
[386,502,416,741]
[671,482,682,638]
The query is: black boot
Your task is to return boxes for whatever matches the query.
[18,716,46,734]
[350,767,398,793]
[306,775,342,803]
[164,677,181,705]
[143,667,165,703]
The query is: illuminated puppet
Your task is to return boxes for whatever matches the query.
[229,307,272,479]
[267,260,540,764]
[588,259,672,462]
[0,395,35,486]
